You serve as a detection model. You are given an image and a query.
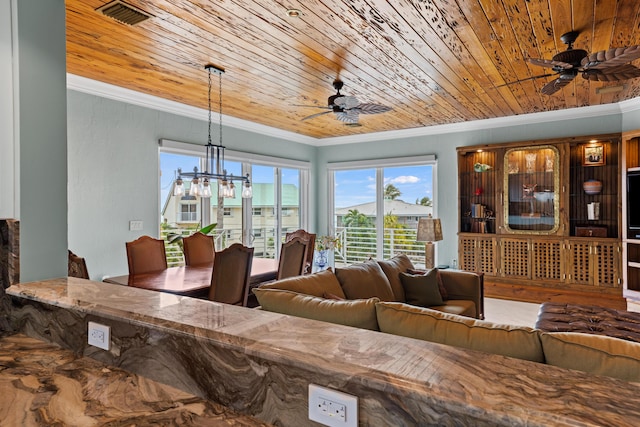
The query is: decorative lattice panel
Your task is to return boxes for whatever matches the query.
[532,241,562,281]
[569,242,591,284]
[594,243,619,288]
[500,239,530,278]
[477,238,496,275]
[459,237,477,272]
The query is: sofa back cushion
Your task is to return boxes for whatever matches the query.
[375,302,544,362]
[257,268,346,299]
[540,332,640,382]
[377,254,414,301]
[253,288,379,330]
[399,270,444,307]
[336,260,396,301]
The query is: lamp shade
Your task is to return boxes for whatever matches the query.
[416,218,443,242]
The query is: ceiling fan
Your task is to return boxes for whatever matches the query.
[300,80,392,124]
[518,31,640,95]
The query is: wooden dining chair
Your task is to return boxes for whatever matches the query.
[208,243,254,306]
[125,235,168,275]
[285,229,316,274]
[276,236,309,280]
[68,250,90,279]
[183,232,215,266]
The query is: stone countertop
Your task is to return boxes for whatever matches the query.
[0,332,272,426]
[7,278,640,426]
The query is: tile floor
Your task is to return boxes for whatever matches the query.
[483,298,541,328]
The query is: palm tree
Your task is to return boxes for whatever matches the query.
[343,209,373,228]
[384,184,402,200]
[416,196,432,206]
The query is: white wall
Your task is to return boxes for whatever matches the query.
[0,0,16,219]
[15,0,68,281]
[67,90,317,280]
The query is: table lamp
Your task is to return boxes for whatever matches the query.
[416,217,443,269]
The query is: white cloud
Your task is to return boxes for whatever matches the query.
[386,175,420,184]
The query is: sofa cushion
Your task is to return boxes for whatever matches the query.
[540,332,640,382]
[253,288,379,331]
[377,254,414,301]
[407,268,448,300]
[257,268,346,299]
[335,261,396,301]
[399,270,444,307]
[375,302,544,362]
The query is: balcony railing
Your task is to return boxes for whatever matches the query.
[161,226,428,268]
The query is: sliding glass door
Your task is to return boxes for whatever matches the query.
[330,156,436,267]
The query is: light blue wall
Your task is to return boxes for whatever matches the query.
[315,113,622,266]
[67,90,317,279]
[16,0,68,281]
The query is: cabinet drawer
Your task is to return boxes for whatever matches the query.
[575,226,607,237]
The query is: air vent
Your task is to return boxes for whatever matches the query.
[96,0,151,26]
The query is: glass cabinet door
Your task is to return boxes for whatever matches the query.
[504,145,560,233]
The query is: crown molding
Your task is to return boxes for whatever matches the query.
[68,74,640,147]
[66,74,317,146]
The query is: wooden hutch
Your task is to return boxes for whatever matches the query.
[457,134,625,307]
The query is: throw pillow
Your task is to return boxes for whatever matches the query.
[335,260,396,301]
[399,270,444,307]
[257,268,346,299]
[406,268,448,300]
[375,302,544,362]
[253,288,379,331]
[540,332,640,382]
[377,254,414,301]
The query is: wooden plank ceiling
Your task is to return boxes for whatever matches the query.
[66,0,640,139]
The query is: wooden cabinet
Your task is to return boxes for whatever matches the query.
[458,134,622,295]
[622,131,640,308]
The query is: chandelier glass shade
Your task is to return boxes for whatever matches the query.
[173,64,252,199]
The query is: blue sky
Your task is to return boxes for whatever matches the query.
[334,165,433,208]
[161,152,433,209]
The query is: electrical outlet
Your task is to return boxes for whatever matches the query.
[129,220,143,231]
[88,321,110,350]
[309,384,357,427]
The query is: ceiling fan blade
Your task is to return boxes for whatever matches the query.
[528,58,573,70]
[334,95,360,109]
[583,64,640,81]
[354,103,393,114]
[335,110,359,124]
[581,45,640,70]
[292,104,331,110]
[301,111,332,121]
[540,74,576,95]
[494,73,556,88]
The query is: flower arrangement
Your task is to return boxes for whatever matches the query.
[316,235,340,251]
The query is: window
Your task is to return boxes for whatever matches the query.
[159,139,309,258]
[329,155,436,267]
[179,204,197,222]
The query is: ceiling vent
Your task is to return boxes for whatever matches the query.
[96,0,151,26]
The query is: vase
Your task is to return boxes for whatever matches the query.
[583,179,602,195]
[315,250,328,271]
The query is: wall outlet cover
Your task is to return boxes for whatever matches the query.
[88,321,110,351]
[308,384,357,427]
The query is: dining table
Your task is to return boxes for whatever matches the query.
[103,257,278,298]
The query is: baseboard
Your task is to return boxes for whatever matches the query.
[484,281,627,310]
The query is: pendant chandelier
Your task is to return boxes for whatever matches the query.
[173,64,252,199]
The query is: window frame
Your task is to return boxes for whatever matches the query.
[327,155,437,260]
[159,139,310,248]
